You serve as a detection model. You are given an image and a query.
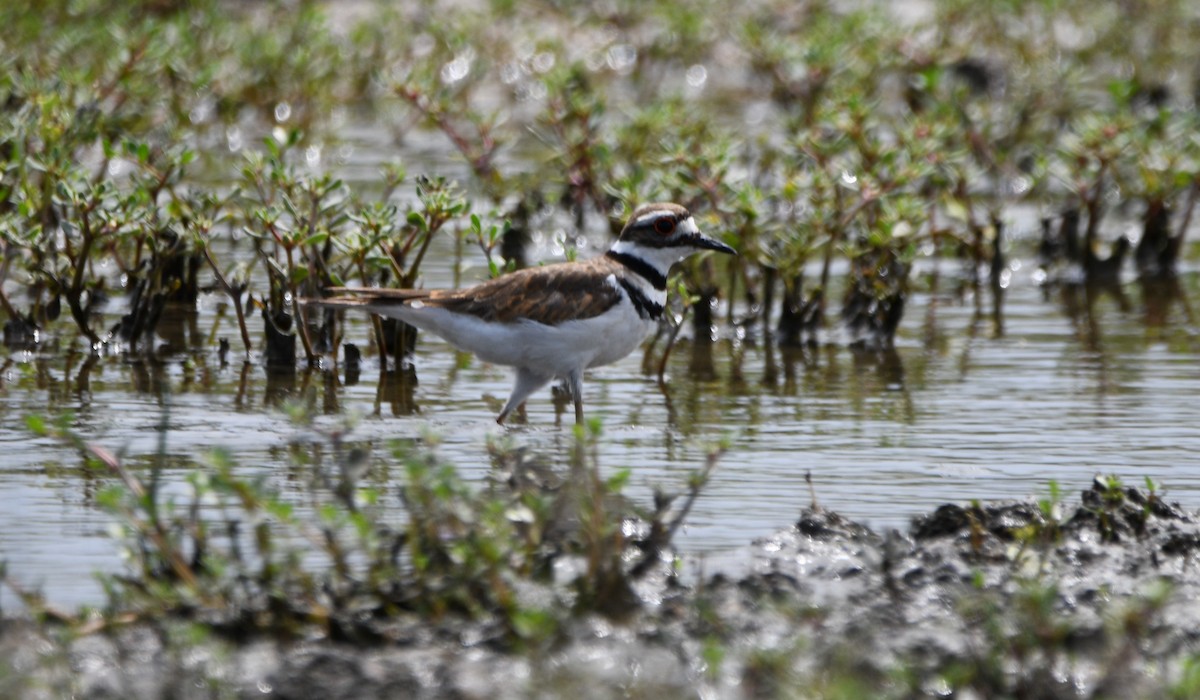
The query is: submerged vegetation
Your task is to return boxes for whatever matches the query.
[7,413,1200,698]
[11,409,721,648]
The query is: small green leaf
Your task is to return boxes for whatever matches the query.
[25,414,47,436]
[301,231,328,247]
[606,468,631,491]
[95,485,127,512]
[318,503,340,524]
[511,608,557,640]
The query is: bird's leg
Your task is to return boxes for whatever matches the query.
[496,402,530,426]
[568,369,585,425]
[498,368,552,425]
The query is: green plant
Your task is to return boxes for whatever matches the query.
[6,0,1200,363]
[13,407,721,648]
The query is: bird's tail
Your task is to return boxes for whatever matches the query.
[303,287,432,309]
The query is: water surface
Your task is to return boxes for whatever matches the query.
[3,128,1199,608]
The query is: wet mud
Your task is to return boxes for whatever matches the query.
[4,478,1199,698]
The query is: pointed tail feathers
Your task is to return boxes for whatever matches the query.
[303,288,434,320]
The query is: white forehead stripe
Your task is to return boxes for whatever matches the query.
[634,210,670,226]
[632,211,699,233]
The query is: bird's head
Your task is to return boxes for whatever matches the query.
[613,202,736,263]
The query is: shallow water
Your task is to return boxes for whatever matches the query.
[3,126,1200,608]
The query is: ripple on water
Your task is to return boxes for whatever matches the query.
[4,246,1200,607]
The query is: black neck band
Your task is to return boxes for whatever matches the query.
[605,250,667,291]
[617,277,664,321]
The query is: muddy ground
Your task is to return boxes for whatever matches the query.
[4,478,1200,699]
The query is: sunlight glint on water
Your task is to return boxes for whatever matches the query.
[2,125,1200,606]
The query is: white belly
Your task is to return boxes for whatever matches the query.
[376,301,655,378]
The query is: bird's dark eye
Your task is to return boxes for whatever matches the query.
[653,217,676,235]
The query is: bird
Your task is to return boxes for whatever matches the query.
[311,202,736,425]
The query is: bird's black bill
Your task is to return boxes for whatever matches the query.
[693,235,737,255]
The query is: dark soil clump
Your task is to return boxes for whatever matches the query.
[5,478,1200,698]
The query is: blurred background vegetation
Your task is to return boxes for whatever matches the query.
[3,0,1199,364]
[6,3,1200,696]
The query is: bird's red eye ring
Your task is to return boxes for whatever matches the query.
[653,217,676,235]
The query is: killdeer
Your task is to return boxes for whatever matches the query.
[312,202,735,424]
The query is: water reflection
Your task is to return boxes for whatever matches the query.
[263,365,297,406]
[153,302,204,355]
[374,365,419,417]
[664,337,914,431]
[5,262,1200,607]
[688,335,717,381]
[1137,276,1193,330]
[1051,275,1197,353]
[235,361,252,409]
[71,352,100,403]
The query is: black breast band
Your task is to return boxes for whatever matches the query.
[617,277,664,321]
[605,250,667,291]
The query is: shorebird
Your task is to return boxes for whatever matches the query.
[312,202,735,424]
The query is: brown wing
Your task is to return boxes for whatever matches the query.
[313,259,623,325]
[424,258,623,325]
